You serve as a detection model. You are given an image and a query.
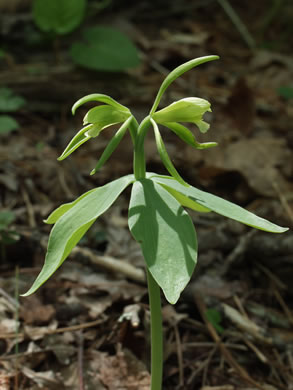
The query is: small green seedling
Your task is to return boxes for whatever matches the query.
[0,211,19,261]
[0,87,26,135]
[22,56,288,389]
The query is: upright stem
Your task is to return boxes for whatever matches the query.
[133,116,151,180]
[147,269,163,390]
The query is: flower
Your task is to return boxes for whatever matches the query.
[152,97,211,133]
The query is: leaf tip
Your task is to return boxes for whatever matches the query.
[90,169,96,176]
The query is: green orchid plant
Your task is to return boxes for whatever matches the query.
[22,55,288,390]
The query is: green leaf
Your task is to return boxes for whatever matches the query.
[32,0,86,35]
[22,175,134,296]
[150,55,219,115]
[128,179,197,304]
[277,86,293,100]
[150,175,288,233]
[0,211,16,230]
[70,26,140,72]
[45,189,96,224]
[0,115,19,134]
[205,308,224,334]
[72,93,130,115]
[164,122,217,149]
[58,124,92,160]
[0,88,26,112]
[91,116,132,175]
[151,119,187,186]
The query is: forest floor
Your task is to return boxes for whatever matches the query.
[0,1,293,389]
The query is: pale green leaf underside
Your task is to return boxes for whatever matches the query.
[128,179,197,304]
[45,188,96,224]
[22,175,134,296]
[149,174,288,233]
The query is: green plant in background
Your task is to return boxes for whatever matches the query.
[32,0,140,72]
[0,87,26,135]
[33,0,87,35]
[0,211,19,261]
[22,56,288,389]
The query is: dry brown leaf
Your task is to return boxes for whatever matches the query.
[202,137,292,196]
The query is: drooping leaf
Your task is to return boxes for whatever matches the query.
[45,189,96,224]
[164,122,217,149]
[0,115,19,134]
[70,26,140,72]
[0,88,26,112]
[151,119,187,186]
[22,175,134,296]
[72,93,130,115]
[150,174,288,233]
[32,0,86,35]
[128,179,197,304]
[91,116,132,175]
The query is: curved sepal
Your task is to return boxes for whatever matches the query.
[90,116,132,175]
[22,175,135,296]
[58,124,93,161]
[164,122,217,150]
[128,179,198,304]
[72,93,130,115]
[151,119,187,186]
[150,55,219,115]
[151,175,289,233]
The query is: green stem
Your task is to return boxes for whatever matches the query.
[133,116,151,180]
[147,269,163,390]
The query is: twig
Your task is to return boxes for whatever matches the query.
[21,186,36,228]
[174,323,184,388]
[217,0,256,50]
[0,318,104,340]
[194,294,267,390]
[72,246,146,283]
[219,230,256,276]
[77,331,84,390]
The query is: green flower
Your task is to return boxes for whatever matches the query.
[58,104,131,161]
[152,97,211,133]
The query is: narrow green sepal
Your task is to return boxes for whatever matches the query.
[57,124,93,161]
[90,116,132,175]
[151,119,188,186]
[164,122,218,149]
